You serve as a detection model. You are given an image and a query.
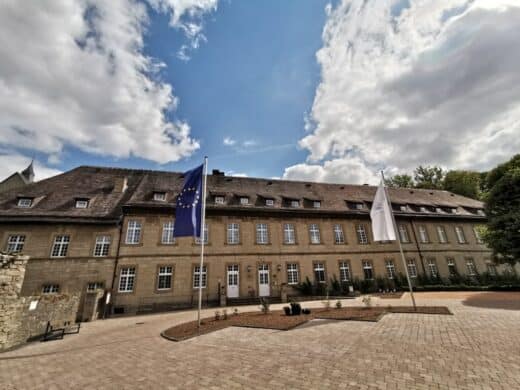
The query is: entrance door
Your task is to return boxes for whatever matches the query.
[227,264,239,298]
[258,264,270,297]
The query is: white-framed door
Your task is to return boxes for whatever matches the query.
[258,264,270,297]
[227,264,239,298]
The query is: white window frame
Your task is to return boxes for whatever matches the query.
[239,197,249,205]
[195,223,209,244]
[87,282,104,292]
[354,203,364,210]
[256,223,269,244]
[455,226,466,244]
[362,260,373,280]
[265,198,274,207]
[339,261,351,282]
[283,223,296,244]
[157,266,173,290]
[17,198,33,208]
[286,263,299,285]
[447,258,457,276]
[333,224,345,244]
[466,259,477,276]
[126,220,141,244]
[75,199,89,208]
[227,223,240,244]
[6,234,25,253]
[161,221,175,244]
[51,235,70,258]
[118,267,136,292]
[93,235,111,257]
[290,200,299,208]
[193,265,207,289]
[427,258,438,278]
[418,225,429,243]
[398,224,410,243]
[407,259,417,278]
[314,262,326,284]
[215,196,225,204]
[437,226,448,243]
[309,224,321,244]
[313,201,321,208]
[42,284,59,294]
[400,205,408,212]
[486,263,497,276]
[473,226,483,244]
[385,260,396,279]
[153,192,166,201]
[356,224,368,244]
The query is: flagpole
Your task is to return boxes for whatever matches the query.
[380,171,416,309]
[197,156,208,328]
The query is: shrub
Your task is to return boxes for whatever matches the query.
[214,310,220,321]
[222,309,228,320]
[295,277,314,296]
[329,275,342,296]
[322,296,331,310]
[302,308,311,315]
[362,295,372,308]
[335,300,342,309]
[283,306,291,316]
[290,302,302,315]
[259,297,270,314]
[233,308,239,316]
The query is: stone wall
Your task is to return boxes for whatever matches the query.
[0,254,80,351]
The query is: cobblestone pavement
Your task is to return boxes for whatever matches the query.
[1,292,520,389]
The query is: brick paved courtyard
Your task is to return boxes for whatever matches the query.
[1,292,520,389]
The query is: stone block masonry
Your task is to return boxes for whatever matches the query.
[0,254,80,351]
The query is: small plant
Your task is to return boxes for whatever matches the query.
[214,310,221,320]
[322,295,331,311]
[283,306,291,316]
[362,295,372,308]
[259,297,270,314]
[302,308,311,315]
[335,300,342,309]
[233,308,239,316]
[222,309,228,320]
[290,302,302,315]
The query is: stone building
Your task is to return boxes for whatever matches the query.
[0,165,506,318]
[0,160,35,193]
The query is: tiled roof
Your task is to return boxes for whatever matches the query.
[0,166,485,222]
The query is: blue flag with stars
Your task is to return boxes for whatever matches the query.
[174,164,203,238]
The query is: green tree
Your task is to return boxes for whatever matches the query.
[413,166,445,189]
[384,174,414,188]
[443,170,481,199]
[483,155,520,264]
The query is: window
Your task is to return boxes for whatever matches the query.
[313,201,321,208]
[473,226,483,244]
[126,220,141,244]
[435,207,443,213]
[400,205,408,212]
[355,203,364,210]
[333,224,345,244]
[451,208,458,214]
[418,226,429,243]
[283,223,296,244]
[398,224,410,243]
[455,226,466,244]
[6,235,25,253]
[193,265,207,288]
[227,223,240,244]
[286,263,299,285]
[195,223,209,244]
[486,263,497,276]
[157,266,173,290]
[314,262,326,283]
[75,199,89,208]
[447,258,457,277]
[437,226,448,243]
[290,200,299,208]
[339,261,351,282]
[42,284,59,294]
[407,259,417,278]
[153,192,166,201]
[504,263,514,275]
[215,196,225,204]
[309,224,321,244]
[87,282,104,292]
[161,221,175,244]
[17,197,33,208]
[118,267,136,292]
[362,261,373,280]
[265,198,274,206]
[420,206,427,213]
[466,259,477,276]
[94,235,111,257]
[255,223,269,244]
[356,224,368,244]
[477,209,485,216]
[427,258,438,278]
[239,197,249,205]
[51,235,70,257]
[385,260,396,279]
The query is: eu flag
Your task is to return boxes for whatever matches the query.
[174,164,204,238]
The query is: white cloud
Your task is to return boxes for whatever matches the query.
[223,137,236,146]
[226,171,248,178]
[243,140,257,147]
[0,0,218,172]
[0,151,61,182]
[284,0,520,184]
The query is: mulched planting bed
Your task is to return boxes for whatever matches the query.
[372,292,405,299]
[463,292,520,311]
[162,306,451,341]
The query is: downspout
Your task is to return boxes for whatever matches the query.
[105,215,124,319]
[410,219,427,275]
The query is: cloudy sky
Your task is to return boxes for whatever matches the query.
[1,0,519,184]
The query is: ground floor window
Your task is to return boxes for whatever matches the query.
[466,259,477,276]
[87,282,104,292]
[339,261,351,282]
[314,262,326,283]
[486,263,497,276]
[385,260,396,279]
[193,265,207,289]
[286,263,299,285]
[427,258,438,278]
[119,267,136,292]
[407,259,417,278]
[157,266,173,290]
[362,260,373,280]
[447,258,458,277]
[42,284,60,294]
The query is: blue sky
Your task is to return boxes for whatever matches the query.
[1,0,519,184]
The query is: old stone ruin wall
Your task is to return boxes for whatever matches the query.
[0,254,80,351]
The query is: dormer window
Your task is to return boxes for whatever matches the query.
[17,197,33,208]
[265,199,274,206]
[75,199,89,209]
[239,197,249,205]
[215,196,225,204]
[313,201,321,209]
[153,192,166,201]
[435,207,443,213]
[290,200,300,208]
[451,208,458,214]
[477,209,485,216]
[400,205,408,212]
[420,206,427,213]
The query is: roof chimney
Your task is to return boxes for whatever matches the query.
[212,169,225,177]
[114,176,128,193]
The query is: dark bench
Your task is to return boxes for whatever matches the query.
[41,321,81,342]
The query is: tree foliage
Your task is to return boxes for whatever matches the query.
[384,174,414,188]
[414,165,445,189]
[483,154,520,264]
[443,170,481,199]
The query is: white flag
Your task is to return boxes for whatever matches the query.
[370,180,396,241]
